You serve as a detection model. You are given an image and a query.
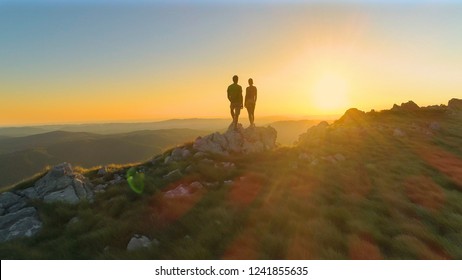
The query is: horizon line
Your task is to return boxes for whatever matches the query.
[0,114,342,128]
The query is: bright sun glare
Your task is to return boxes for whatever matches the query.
[311,73,350,113]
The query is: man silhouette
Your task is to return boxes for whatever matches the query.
[245,78,257,127]
[227,75,243,130]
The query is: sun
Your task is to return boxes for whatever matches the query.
[311,73,350,113]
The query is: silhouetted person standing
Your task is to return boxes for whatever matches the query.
[227,75,243,130]
[245,78,257,127]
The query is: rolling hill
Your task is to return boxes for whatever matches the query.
[0,129,209,188]
[0,119,325,189]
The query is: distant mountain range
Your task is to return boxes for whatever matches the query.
[0,129,208,188]
[0,117,325,137]
[0,119,325,188]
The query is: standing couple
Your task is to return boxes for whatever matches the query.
[227,75,257,130]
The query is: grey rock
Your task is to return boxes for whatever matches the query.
[43,186,80,204]
[127,234,152,251]
[164,184,189,198]
[0,208,4,216]
[0,162,96,242]
[6,200,27,213]
[109,174,124,185]
[3,216,42,242]
[18,187,39,199]
[171,148,184,160]
[0,207,38,229]
[0,192,22,209]
[72,178,94,201]
[49,162,73,178]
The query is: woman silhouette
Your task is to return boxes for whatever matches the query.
[245,78,257,127]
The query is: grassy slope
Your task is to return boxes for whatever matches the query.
[1,111,461,259]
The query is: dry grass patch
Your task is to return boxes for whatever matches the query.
[228,172,264,208]
[404,176,445,210]
[348,234,383,260]
[416,145,462,189]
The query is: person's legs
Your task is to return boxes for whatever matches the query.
[234,106,241,129]
[230,104,235,120]
[247,104,255,126]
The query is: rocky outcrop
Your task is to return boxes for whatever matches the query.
[0,207,42,242]
[0,162,94,242]
[337,108,366,124]
[19,162,94,204]
[391,101,420,112]
[193,124,277,155]
[0,187,42,242]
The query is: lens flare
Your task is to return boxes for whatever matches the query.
[127,167,145,194]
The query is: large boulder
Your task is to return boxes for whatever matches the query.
[0,207,42,242]
[1,190,42,243]
[127,234,152,251]
[19,162,94,204]
[193,125,277,155]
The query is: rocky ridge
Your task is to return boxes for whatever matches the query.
[298,98,462,146]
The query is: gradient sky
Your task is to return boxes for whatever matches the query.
[1,0,461,126]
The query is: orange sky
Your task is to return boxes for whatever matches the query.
[1,1,461,126]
